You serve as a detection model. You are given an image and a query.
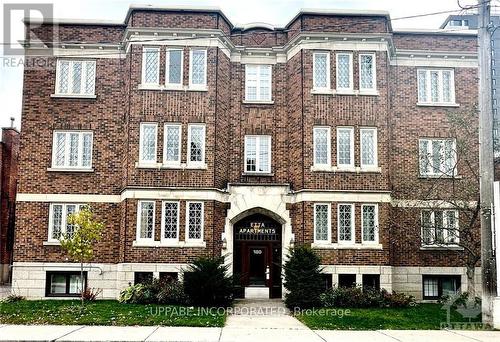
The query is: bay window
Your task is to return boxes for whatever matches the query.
[161,201,179,242]
[338,204,355,243]
[362,204,378,243]
[314,203,331,243]
[186,201,204,242]
[137,201,155,241]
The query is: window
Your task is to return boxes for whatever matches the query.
[321,274,333,290]
[189,49,207,88]
[161,201,179,242]
[134,272,153,285]
[362,274,380,291]
[187,124,206,166]
[46,271,87,297]
[142,47,160,85]
[245,64,272,101]
[48,204,83,241]
[313,52,330,90]
[417,69,455,104]
[186,201,204,242]
[419,139,457,176]
[360,128,378,168]
[337,127,354,168]
[163,124,181,166]
[136,201,155,241]
[160,272,178,283]
[359,53,376,91]
[423,275,461,299]
[166,49,183,87]
[56,60,96,96]
[139,123,158,165]
[52,131,93,169]
[362,204,378,243]
[338,204,354,243]
[421,210,459,245]
[314,203,331,243]
[313,127,331,168]
[338,274,356,288]
[244,135,271,173]
[336,53,353,91]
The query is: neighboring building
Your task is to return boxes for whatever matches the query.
[13,6,480,300]
[0,125,20,284]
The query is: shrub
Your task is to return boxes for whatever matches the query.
[82,288,102,302]
[382,289,415,308]
[438,292,481,308]
[0,294,25,303]
[157,280,189,305]
[119,283,146,304]
[320,286,415,308]
[283,246,324,309]
[183,256,233,307]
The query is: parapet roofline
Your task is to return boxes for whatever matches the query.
[22,17,125,26]
[394,28,478,36]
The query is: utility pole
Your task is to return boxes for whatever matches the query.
[478,0,497,326]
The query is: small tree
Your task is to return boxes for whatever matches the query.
[60,205,104,304]
[283,246,324,309]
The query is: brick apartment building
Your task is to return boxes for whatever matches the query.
[0,125,20,284]
[13,5,480,300]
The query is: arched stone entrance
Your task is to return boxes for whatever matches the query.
[232,213,282,299]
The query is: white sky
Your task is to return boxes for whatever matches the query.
[0,0,483,130]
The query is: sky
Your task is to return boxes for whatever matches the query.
[0,0,485,131]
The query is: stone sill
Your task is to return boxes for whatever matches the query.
[43,241,61,246]
[418,175,461,179]
[311,89,379,96]
[132,240,206,248]
[310,166,381,173]
[138,84,208,92]
[417,102,459,107]
[47,167,94,173]
[242,172,274,177]
[51,94,96,99]
[420,245,463,251]
[311,243,383,250]
[242,100,274,105]
[135,162,207,170]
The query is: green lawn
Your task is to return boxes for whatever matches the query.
[295,304,482,330]
[0,300,225,327]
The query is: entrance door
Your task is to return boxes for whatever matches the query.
[248,246,267,286]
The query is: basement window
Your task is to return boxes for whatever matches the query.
[46,271,87,297]
[422,275,461,299]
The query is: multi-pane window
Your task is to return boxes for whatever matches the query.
[52,131,93,169]
[46,271,87,297]
[48,204,83,241]
[166,49,183,87]
[137,201,155,241]
[314,203,331,243]
[313,127,331,167]
[419,139,457,176]
[313,52,330,90]
[189,49,207,88]
[417,69,455,104]
[338,204,354,243]
[362,204,378,243]
[244,135,271,173]
[163,124,181,165]
[161,201,179,242]
[421,209,459,245]
[187,124,206,165]
[360,128,378,168]
[359,53,376,91]
[337,127,354,168]
[423,275,461,299]
[139,123,158,164]
[56,60,96,96]
[142,47,160,85]
[186,202,204,242]
[336,53,353,91]
[245,64,272,101]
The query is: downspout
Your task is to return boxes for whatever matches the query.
[213,46,220,257]
[300,16,305,244]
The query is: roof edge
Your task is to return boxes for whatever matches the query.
[286,8,392,29]
[394,28,478,36]
[23,17,125,26]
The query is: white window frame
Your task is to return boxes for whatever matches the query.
[165,48,184,89]
[48,203,83,242]
[360,127,378,169]
[417,69,456,105]
[336,127,355,169]
[245,64,273,102]
[187,124,206,167]
[55,59,96,96]
[189,49,207,89]
[314,203,331,244]
[313,126,331,169]
[136,200,155,243]
[359,53,377,92]
[186,201,204,243]
[163,123,182,167]
[419,138,457,177]
[336,52,353,92]
[244,135,272,174]
[313,52,331,91]
[160,201,180,244]
[361,204,379,244]
[421,209,460,246]
[139,123,158,165]
[337,203,355,244]
[141,47,160,86]
[51,131,93,170]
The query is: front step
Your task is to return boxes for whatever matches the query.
[244,286,269,299]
